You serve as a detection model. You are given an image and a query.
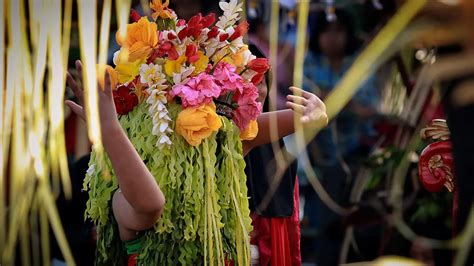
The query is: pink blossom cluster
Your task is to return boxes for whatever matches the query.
[171,62,261,131]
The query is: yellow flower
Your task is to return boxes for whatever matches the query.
[116,17,158,62]
[150,0,173,20]
[164,55,186,76]
[232,46,250,69]
[96,64,119,90]
[239,120,259,141]
[192,52,209,75]
[176,103,222,146]
[114,50,144,83]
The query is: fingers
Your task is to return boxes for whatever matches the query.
[289,86,314,99]
[65,100,86,121]
[103,71,112,96]
[66,72,84,105]
[286,101,304,113]
[75,60,83,81]
[287,94,308,106]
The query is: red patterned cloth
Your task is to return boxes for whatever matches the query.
[250,177,301,266]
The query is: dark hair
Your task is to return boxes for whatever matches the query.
[308,9,360,55]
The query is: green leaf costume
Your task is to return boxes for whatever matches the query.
[84,102,252,265]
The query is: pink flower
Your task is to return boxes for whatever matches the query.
[213,62,244,95]
[232,83,262,131]
[171,72,222,107]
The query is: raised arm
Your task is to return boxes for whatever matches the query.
[242,87,327,155]
[66,61,164,237]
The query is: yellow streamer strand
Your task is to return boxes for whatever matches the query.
[2,0,75,263]
[48,0,72,199]
[324,0,428,119]
[116,0,132,42]
[293,0,309,88]
[77,0,101,144]
[98,0,112,66]
[0,0,6,254]
[292,0,310,190]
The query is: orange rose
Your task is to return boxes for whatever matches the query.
[96,64,119,90]
[116,17,159,62]
[176,103,222,146]
[239,120,258,140]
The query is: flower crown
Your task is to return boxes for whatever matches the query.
[99,0,269,148]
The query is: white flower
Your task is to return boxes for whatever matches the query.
[139,63,166,86]
[146,88,173,149]
[228,36,245,54]
[112,50,120,65]
[216,0,243,30]
[86,164,95,176]
[84,163,95,185]
[212,46,231,63]
[172,65,195,85]
[161,30,178,42]
[204,37,228,58]
[240,49,256,66]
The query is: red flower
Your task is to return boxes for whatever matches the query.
[207,26,219,39]
[130,9,141,23]
[178,27,189,40]
[185,44,199,63]
[228,20,249,41]
[178,13,216,40]
[177,19,186,27]
[232,83,262,131]
[201,13,215,28]
[113,86,138,115]
[157,41,179,60]
[167,31,177,40]
[251,73,264,85]
[147,49,161,64]
[248,58,270,73]
[219,33,229,42]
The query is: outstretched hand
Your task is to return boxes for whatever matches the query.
[286,86,328,128]
[65,60,119,132]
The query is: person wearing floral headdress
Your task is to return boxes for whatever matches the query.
[66,0,327,265]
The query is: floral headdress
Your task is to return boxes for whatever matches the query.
[100,0,269,148]
[88,1,267,264]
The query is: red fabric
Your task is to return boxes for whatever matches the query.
[65,113,77,155]
[127,254,138,266]
[288,176,301,265]
[270,218,291,265]
[250,177,301,266]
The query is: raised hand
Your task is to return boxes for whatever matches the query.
[65,60,119,133]
[66,61,165,236]
[286,86,328,128]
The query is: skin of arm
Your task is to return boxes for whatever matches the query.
[243,86,327,155]
[66,61,165,238]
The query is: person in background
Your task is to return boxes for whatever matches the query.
[301,9,379,265]
[247,1,296,110]
[51,155,96,266]
[245,44,301,266]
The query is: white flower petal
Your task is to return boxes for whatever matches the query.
[86,164,95,176]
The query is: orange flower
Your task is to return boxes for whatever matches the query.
[96,64,119,90]
[176,103,222,146]
[240,120,259,140]
[150,0,173,20]
[116,17,159,62]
